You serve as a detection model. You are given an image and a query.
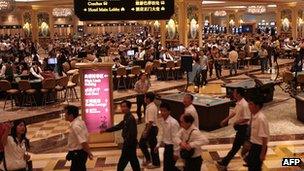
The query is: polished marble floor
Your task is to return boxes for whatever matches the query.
[28,139,304,171]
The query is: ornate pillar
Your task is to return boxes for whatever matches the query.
[178,0,187,46]
[31,8,38,42]
[48,8,54,39]
[73,15,79,35]
[276,5,282,35]
[197,2,203,47]
[160,20,166,47]
[291,6,298,39]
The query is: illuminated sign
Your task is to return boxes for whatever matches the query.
[83,69,112,133]
[74,0,174,21]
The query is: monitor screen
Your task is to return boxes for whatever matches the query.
[48,58,58,65]
[127,50,135,56]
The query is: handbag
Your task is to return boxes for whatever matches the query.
[241,114,253,161]
[180,129,196,160]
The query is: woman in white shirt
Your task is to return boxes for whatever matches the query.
[1,120,30,171]
[176,114,209,171]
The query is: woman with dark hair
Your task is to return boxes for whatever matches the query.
[0,120,30,171]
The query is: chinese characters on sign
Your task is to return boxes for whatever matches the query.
[74,0,174,20]
[83,69,112,133]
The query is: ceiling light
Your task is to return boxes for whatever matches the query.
[247,6,266,14]
[267,4,277,8]
[52,8,73,17]
[214,10,227,17]
[0,0,14,12]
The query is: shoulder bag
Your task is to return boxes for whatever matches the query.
[180,129,196,160]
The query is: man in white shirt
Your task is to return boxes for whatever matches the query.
[199,55,208,86]
[229,46,238,76]
[247,97,269,171]
[217,88,251,168]
[139,92,160,168]
[183,94,199,128]
[155,102,180,171]
[176,114,209,171]
[64,105,93,171]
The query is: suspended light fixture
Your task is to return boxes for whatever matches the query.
[52,8,73,17]
[0,0,15,13]
[247,5,266,14]
[214,10,227,17]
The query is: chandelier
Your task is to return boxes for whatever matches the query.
[0,0,14,13]
[52,8,73,17]
[214,10,227,17]
[247,6,266,14]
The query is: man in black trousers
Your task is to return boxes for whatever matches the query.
[217,88,251,169]
[139,92,160,169]
[100,100,140,171]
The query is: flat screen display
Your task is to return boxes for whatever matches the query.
[74,0,174,21]
[48,58,57,65]
[83,69,112,132]
[127,50,135,56]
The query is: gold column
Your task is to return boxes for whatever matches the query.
[178,0,187,46]
[291,6,298,39]
[160,20,166,47]
[73,15,79,35]
[276,5,282,35]
[31,8,38,42]
[197,2,203,47]
[48,9,54,39]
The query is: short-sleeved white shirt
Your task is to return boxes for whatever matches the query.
[0,136,27,170]
[234,98,251,125]
[68,116,89,151]
[184,104,199,128]
[145,102,158,126]
[250,111,270,145]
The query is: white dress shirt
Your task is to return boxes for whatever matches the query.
[250,111,270,145]
[157,115,180,151]
[184,104,199,128]
[0,65,6,77]
[176,125,209,158]
[145,102,158,126]
[0,136,27,170]
[68,116,89,151]
[234,98,251,125]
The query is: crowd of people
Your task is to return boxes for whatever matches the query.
[0,32,304,86]
[0,31,303,171]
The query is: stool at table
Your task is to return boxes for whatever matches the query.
[18,80,37,107]
[153,60,164,80]
[66,73,80,101]
[128,66,140,88]
[165,61,176,80]
[55,76,69,102]
[0,80,20,110]
[41,78,57,106]
[174,60,182,79]
[116,67,127,90]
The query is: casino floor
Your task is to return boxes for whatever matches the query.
[2,66,304,171]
